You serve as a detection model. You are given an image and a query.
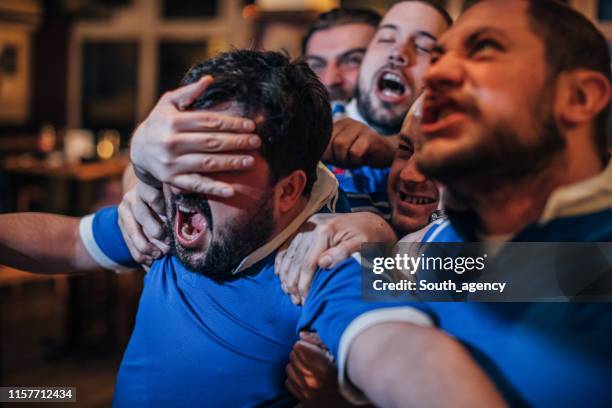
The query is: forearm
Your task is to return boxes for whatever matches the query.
[0,213,98,274]
[347,322,507,408]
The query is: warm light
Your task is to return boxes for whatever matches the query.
[97,139,114,160]
[242,4,259,19]
[256,0,339,12]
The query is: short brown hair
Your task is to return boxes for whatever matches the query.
[302,8,381,54]
[525,0,611,163]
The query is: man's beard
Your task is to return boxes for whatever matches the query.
[417,92,566,189]
[166,191,275,281]
[354,65,415,135]
[355,85,406,135]
[328,85,351,102]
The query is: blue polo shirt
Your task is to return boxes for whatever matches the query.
[329,99,393,218]
[84,206,430,407]
[416,194,612,406]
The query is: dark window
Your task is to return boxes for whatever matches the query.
[81,42,138,139]
[162,0,218,19]
[157,41,208,96]
[598,0,612,21]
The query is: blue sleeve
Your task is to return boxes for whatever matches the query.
[79,206,139,270]
[297,257,433,360]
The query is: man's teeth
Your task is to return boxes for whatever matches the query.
[178,205,195,214]
[380,72,405,96]
[181,223,199,241]
[383,72,401,83]
[383,89,399,97]
[400,192,435,205]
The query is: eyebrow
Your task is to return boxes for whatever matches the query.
[377,23,398,32]
[339,47,367,59]
[378,24,436,41]
[465,27,508,47]
[433,26,510,56]
[305,55,325,62]
[414,30,437,42]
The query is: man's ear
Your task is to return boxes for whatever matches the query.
[558,70,611,126]
[275,170,307,214]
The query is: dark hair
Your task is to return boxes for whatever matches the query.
[465,0,611,163]
[181,50,332,195]
[398,0,453,27]
[524,0,611,164]
[301,8,381,54]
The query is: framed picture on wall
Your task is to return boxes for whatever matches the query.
[0,34,31,125]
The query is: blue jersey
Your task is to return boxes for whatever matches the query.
[419,207,612,407]
[329,99,392,217]
[327,165,390,216]
[85,206,429,407]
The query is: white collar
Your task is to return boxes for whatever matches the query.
[539,160,612,223]
[345,99,368,126]
[232,163,339,274]
[441,160,612,237]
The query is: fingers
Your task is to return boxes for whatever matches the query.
[285,370,308,401]
[150,238,171,255]
[299,331,324,347]
[167,153,255,174]
[332,123,361,167]
[118,200,159,265]
[293,340,333,366]
[173,110,255,133]
[285,377,307,401]
[347,133,370,167]
[136,182,166,216]
[168,174,235,197]
[285,359,310,398]
[130,191,166,241]
[164,75,213,109]
[279,231,324,304]
[165,133,261,155]
[318,240,359,269]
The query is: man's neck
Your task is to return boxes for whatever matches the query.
[270,197,309,239]
[452,152,603,236]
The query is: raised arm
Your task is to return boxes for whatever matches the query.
[347,322,507,408]
[0,213,99,274]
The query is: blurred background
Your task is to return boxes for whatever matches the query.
[0,0,611,406]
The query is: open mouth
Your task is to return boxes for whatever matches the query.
[376,70,409,102]
[398,191,436,205]
[174,204,209,248]
[420,97,467,135]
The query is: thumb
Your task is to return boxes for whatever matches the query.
[317,239,359,269]
[166,75,214,109]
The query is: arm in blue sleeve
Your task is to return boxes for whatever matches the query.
[298,257,435,404]
[79,206,139,271]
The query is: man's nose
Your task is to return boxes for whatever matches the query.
[388,45,410,67]
[400,159,427,184]
[424,54,464,92]
[322,64,343,88]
